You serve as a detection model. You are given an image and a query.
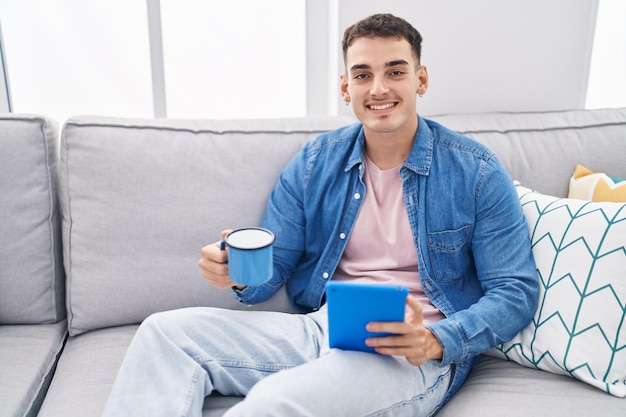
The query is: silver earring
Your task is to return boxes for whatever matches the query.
[419,93,424,98]
[345,100,350,106]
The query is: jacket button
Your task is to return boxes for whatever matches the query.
[339,233,346,239]
[354,193,361,200]
[322,272,330,279]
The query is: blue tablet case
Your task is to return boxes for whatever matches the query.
[325,281,409,354]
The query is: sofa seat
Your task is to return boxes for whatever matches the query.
[37,325,250,417]
[0,321,66,417]
[41,326,625,417]
[38,326,243,417]
[439,355,626,416]
[37,326,134,416]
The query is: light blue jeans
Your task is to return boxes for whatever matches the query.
[102,306,451,417]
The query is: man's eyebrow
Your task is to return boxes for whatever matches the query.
[386,60,409,67]
[349,60,410,72]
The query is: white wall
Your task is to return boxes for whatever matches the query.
[330,0,598,117]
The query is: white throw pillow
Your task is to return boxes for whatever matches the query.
[489,184,626,397]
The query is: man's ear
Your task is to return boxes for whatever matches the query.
[339,73,350,102]
[417,65,429,95]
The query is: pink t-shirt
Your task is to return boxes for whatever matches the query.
[333,155,445,324]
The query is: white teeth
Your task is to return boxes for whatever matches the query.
[369,103,394,110]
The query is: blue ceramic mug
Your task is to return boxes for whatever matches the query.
[220,227,275,286]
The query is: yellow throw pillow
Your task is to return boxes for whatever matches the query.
[568,164,626,202]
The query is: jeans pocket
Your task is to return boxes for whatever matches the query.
[427,225,470,283]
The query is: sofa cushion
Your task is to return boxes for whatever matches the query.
[569,164,626,202]
[490,184,626,397]
[37,326,136,417]
[37,325,241,417]
[0,321,67,417]
[0,115,65,324]
[59,116,354,335]
[438,356,626,417]
[431,108,626,198]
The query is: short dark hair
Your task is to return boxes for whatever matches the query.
[342,13,423,66]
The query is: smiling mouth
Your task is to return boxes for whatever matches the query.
[368,103,396,111]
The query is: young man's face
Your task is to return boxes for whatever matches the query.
[341,36,428,138]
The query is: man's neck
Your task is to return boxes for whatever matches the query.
[363,124,417,170]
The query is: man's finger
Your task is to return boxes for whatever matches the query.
[406,296,424,324]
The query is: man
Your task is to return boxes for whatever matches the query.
[103,13,538,417]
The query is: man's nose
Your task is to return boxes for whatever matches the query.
[370,75,390,96]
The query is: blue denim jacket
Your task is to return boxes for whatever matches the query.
[236,115,539,402]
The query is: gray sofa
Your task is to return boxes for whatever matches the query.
[1,108,625,417]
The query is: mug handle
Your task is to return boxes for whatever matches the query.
[219,240,228,264]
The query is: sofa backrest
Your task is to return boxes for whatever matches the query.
[431,108,626,198]
[55,108,626,335]
[59,116,355,335]
[0,115,65,324]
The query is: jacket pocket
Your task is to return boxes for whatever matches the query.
[427,225,471,283]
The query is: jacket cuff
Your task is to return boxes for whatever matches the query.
[230,285,256,305]
[427,319,466,366]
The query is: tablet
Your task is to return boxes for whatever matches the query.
[325,281,409,354]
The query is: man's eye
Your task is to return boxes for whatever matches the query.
[354,73,368,79]
[391,70,405,76]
